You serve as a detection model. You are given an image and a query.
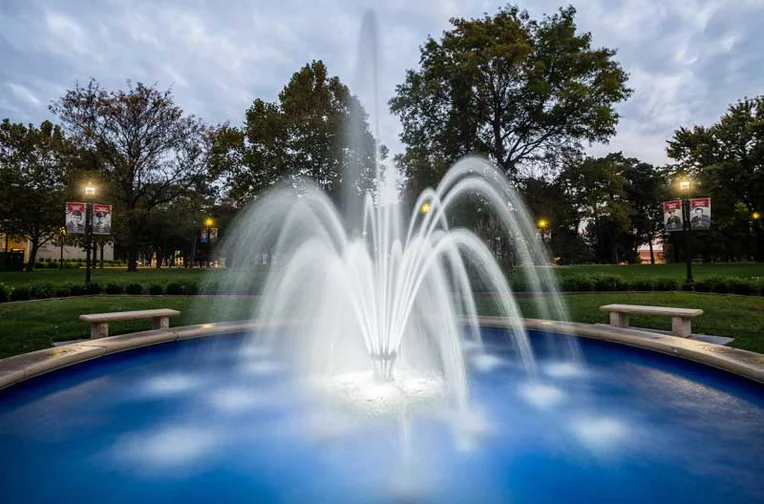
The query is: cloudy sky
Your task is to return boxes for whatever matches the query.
[1,0,762,166]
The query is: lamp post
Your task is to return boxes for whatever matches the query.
[204,218,213,267]
[84,182,96,287]
[537,218,550,243]
[678,178,693,284]
[753,212,761,261]
[58,227,66,270]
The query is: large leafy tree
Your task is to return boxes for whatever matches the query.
[558,153,632,263]
[50,79,210,271]
[0,120,72,271]
[621,158,667,264]
[226,61,378,208]
[667,96,764,260]
[391,4,631,187]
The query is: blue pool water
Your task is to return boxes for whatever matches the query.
[1,330,763,503]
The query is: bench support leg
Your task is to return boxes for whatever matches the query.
[152,317,170,330]
[609,312,629,328]
[91,322,109,339]
[672,317,692,338]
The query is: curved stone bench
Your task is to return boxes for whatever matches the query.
[599,304,703,338]
[79,309,181,339]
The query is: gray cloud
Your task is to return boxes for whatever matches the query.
[1,0,762,167]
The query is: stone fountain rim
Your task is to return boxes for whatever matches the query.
[0,318,762,391]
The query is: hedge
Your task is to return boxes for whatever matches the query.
[1,274,762,304]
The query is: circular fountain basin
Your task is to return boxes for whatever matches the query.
[1,328,762,504]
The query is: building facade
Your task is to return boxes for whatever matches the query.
[1,233,114,262]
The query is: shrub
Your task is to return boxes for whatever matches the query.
[67,283,87,296]
[148,284,165,295]
[594,274,627,291]
[165,282,185,295]
[46,261,60,269]
[200,281,219,295]
[30,282,55,299]
[706,276,728,294]
[0,283,11,303]
[33,262,45,270]
[125,283,144,295]
[55,286,71,297]
[561,275,593,292]
[105,283,124,295]
[726,278,757,295]
[182,281,199,295]
[653,278,679,291]
[84,283,101,295]
[10,287,31,301]
[631,279,654,291]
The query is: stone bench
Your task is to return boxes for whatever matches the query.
[79,309,181,339]
[599,304,703,338]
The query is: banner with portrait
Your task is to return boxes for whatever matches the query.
[689,198,711,230]
[663,200,683,232]
[65,202,86,234]
[200,227,219,243]
[92,204,113,235]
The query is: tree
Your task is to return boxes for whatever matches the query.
[621,158,667,264]
[0,120,72,271]
[558,154,632,263]
[667,96,764,261]
[226,61,378,209]
[390,4,631,188]
[50,80,210,271]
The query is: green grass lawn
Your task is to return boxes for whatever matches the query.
[549,262,764,281]
[3,263,762,291]
[0,267,210,288]
[1,291,762,359]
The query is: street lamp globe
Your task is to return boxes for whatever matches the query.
[419,202,431,214]
[678,179,691,192]
[84,182,96,198]
[537,218,549,229]
[753,212,761,221]
[205,218,214,227]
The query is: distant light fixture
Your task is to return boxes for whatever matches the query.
[205,218,214,227]
[753,212,761,221]
[84,182,96,198]
[419,202,431,214]
[537,218,549,229]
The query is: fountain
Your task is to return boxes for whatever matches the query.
[0,10,763,504]
[208,12,569,415]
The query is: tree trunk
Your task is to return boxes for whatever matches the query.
[99,240,105,269]
[190,232,197,268]
[648,239,655,265]
[126,216,140,271]
[25,239,40,272]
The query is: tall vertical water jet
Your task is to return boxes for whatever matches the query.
[209,9,572,413]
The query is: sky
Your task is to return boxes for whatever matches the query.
[1,0,763,166]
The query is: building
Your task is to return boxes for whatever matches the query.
[637,238,664,264]
[1,232,114,263]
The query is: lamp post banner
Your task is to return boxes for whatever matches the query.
[210,228,219,242]
[689,198,711,230]
[200,227,208,243]
[663,200,683,232]
[92,204,112,235]
[65,202,86,234]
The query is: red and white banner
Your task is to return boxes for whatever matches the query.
[663,200,683,232]
[92,204,112,235]
[65,202,86,234]
[689,198,711,230]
